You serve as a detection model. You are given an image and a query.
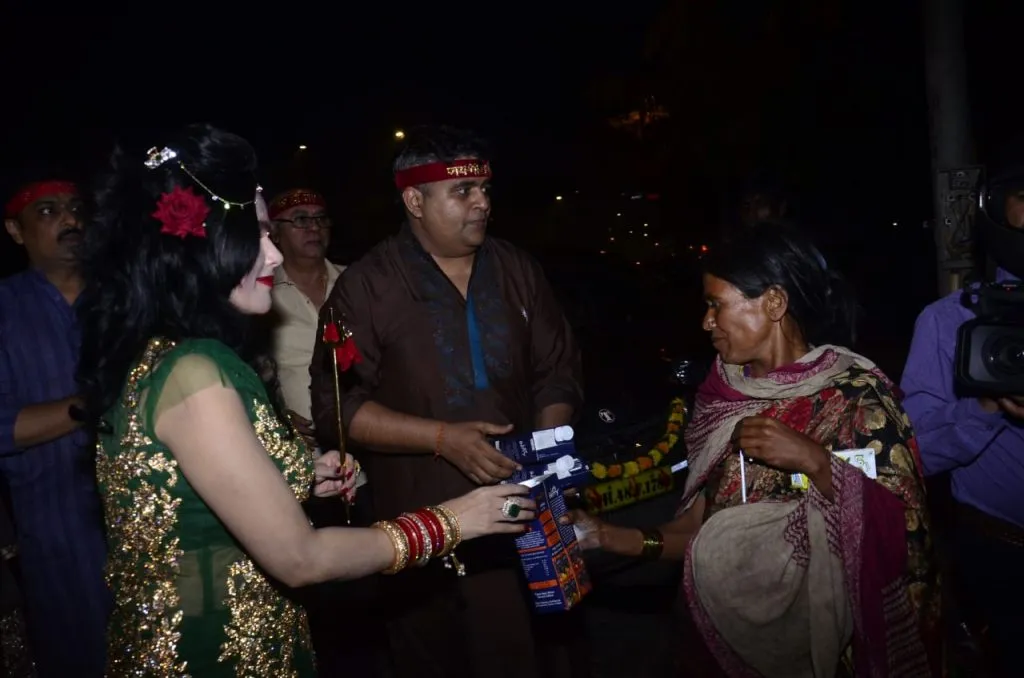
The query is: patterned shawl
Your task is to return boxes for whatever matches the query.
[680,346,933,678]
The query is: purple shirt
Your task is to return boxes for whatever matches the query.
[0,268,109,675]
[900,270,1024,528]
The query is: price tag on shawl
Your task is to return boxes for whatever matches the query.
[832,448,877,479]
[790,448,878,490]
[789,473,811,490]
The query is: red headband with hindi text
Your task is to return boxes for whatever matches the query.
[268,188,327,220]
[394,158,492,190]
[5,181,79,219]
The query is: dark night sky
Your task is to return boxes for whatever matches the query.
[2,7,658,171]
[0,4,661,265]
[0,2,1018,262]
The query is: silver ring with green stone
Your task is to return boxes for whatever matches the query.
[501,498,522,520]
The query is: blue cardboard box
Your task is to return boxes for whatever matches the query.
[492,426,577,466]
[513,472,593,613]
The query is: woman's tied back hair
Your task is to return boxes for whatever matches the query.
[702,222,859,349]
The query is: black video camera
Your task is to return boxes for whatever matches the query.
[955,281,1024,394]
[954,169,1024,394]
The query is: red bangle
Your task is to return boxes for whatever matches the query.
[434,423,446,460]
[395,516,423,563]
[414,508,444,553]
[398,516,423,563]
[406,513,434,565]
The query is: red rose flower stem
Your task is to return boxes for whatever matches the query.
[326,306,350,523]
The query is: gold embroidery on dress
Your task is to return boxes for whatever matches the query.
[219,559,310,678]
[0,610,35,678]
[252,400,314,499]
[217,400,314,674]
[97,338,189,677]
[99,338,315,677]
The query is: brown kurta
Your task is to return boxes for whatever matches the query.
[310,225,583,677]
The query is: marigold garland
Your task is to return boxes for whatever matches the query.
[589,397,686,480]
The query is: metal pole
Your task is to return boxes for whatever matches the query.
[924,0,977,297]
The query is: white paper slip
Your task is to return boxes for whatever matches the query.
[791,448,878,489]
[832,448,877,479]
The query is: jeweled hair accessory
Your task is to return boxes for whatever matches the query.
[144,143,263,240]
[144,146,178,169]
[143,144,262,211]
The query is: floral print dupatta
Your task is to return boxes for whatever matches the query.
[679,346,937,678]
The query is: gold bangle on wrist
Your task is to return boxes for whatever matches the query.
[429,505,463,553]
[427,505,466,576]
[640,529,664,561]
[426,507,454,557]
[373,520,410,574]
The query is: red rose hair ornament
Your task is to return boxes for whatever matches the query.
[152,186,210,239]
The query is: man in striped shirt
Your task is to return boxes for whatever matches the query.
[0,179,110,677]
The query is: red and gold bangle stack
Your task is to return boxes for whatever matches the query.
[374,505,463,575]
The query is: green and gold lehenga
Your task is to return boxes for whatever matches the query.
[96,337,316,677]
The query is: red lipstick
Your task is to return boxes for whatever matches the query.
[257,276,274,288]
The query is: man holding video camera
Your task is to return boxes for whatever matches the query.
[901,169,1024,676]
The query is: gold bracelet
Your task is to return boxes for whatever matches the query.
[429,505,463,554]
[373,520,410,574]
[426,507,455,557]
[640,529,664,561]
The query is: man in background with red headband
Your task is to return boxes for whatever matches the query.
[0,177,110,676]
[267,186,377,676]
[312,126,584,677]
[267,187,345,439]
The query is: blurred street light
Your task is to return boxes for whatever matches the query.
[555,195,563,201]
[394,130,405,140]
[298,145,307,150]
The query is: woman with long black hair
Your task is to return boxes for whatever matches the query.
[76,124,534,677]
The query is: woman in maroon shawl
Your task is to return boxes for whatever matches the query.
[569,224,939,677]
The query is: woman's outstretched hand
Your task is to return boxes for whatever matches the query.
[441,484,536,541]
[313,451,359,501]
[559,508,605,550]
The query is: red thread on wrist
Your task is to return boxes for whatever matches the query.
[434,423,446,460]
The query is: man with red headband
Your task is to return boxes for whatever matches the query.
[267,187,345,438]
[312,126,583,677]
[0,178,110,676]
[266,187,375,676]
